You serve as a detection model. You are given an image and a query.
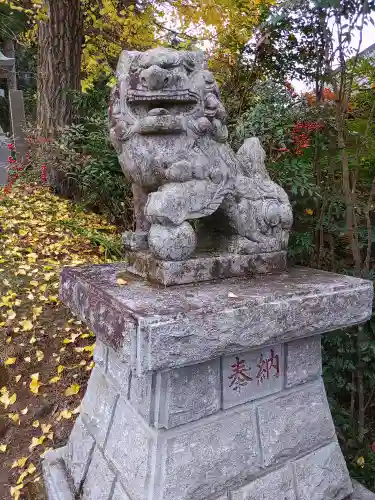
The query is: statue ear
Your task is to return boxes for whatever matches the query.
[116,50,140,78]
[195,51,209,70]
[182,50,208,71]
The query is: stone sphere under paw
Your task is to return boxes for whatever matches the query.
[148,222,196,261]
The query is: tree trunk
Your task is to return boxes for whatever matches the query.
[37,0,83,137]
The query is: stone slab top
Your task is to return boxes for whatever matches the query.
[61,263,373,371]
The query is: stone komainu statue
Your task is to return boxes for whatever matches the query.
[109,48,292,261]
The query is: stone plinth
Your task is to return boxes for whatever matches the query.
[43,264,374,500]
[124,249,287,286]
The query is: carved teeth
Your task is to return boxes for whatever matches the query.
[126,90,196,104]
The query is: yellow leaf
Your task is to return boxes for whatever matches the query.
[36,350,44,362]
[7,310,16,320]
[59,409,72,420]
[20,319,33,331]
[32,306,43,316]
[10,485,23,500]
[17,471,28,485]
[48,295,58,303]
[0,444,7,452]
[357,456,365,468]
[65,383,80,396]
[30,336,36,344]
[15,375,21,383]
[29,280,39,287]
[30,373,41,394]
[26,463,36,474]
[83,344,95,355]
[27,253,38,260]
[0,387,7,394]
[29,435,45,451]
[39,283,47,292]
[0,391,16,409]
[11,456,27,468]
[57,365,64,375]
[116,278,128,285]
[49,376,60,384]
[47,432,54,440]
[8,413,20,424]
[41,423,51,434]
[21,407,28,415]
[5,357,16,365]
[32,420,40,428]
[9,393,16,406]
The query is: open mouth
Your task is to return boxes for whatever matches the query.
[126,89,198,118]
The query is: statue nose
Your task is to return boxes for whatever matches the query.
[140,65,171,90]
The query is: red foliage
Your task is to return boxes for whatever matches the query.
[41,164,48,184]
[0,143,31,199]
[291,121,324,155]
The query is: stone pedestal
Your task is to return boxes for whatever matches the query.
[43,264,375,500]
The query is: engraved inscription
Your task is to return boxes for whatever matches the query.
[223,344,284,408]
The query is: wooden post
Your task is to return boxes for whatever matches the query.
[3,40,17,90]
[9,90,28,162]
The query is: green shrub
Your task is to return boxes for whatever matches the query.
[27,87,132,228]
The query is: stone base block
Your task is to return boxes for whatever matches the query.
[125,250,287,285]
[42,444,375,500]
[49,264,374,500]
[352,481,375,499]
[42,447,74,500]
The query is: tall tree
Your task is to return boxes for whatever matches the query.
[2,0,272,135]
[36,0,83,135]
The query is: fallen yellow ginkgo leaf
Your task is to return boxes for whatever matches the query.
[11,456,27,468]
[29,435,46,451]
[36,350,44,362]
[8,413,20,424]
[29,373,41,394]
[59,409,72,419]
[20,319,33,331]
[116,278,128,285]
[0,391,17,409]
[65,383,80,396]
[5,357,16,365]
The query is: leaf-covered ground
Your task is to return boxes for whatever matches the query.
[0,185,121,500]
